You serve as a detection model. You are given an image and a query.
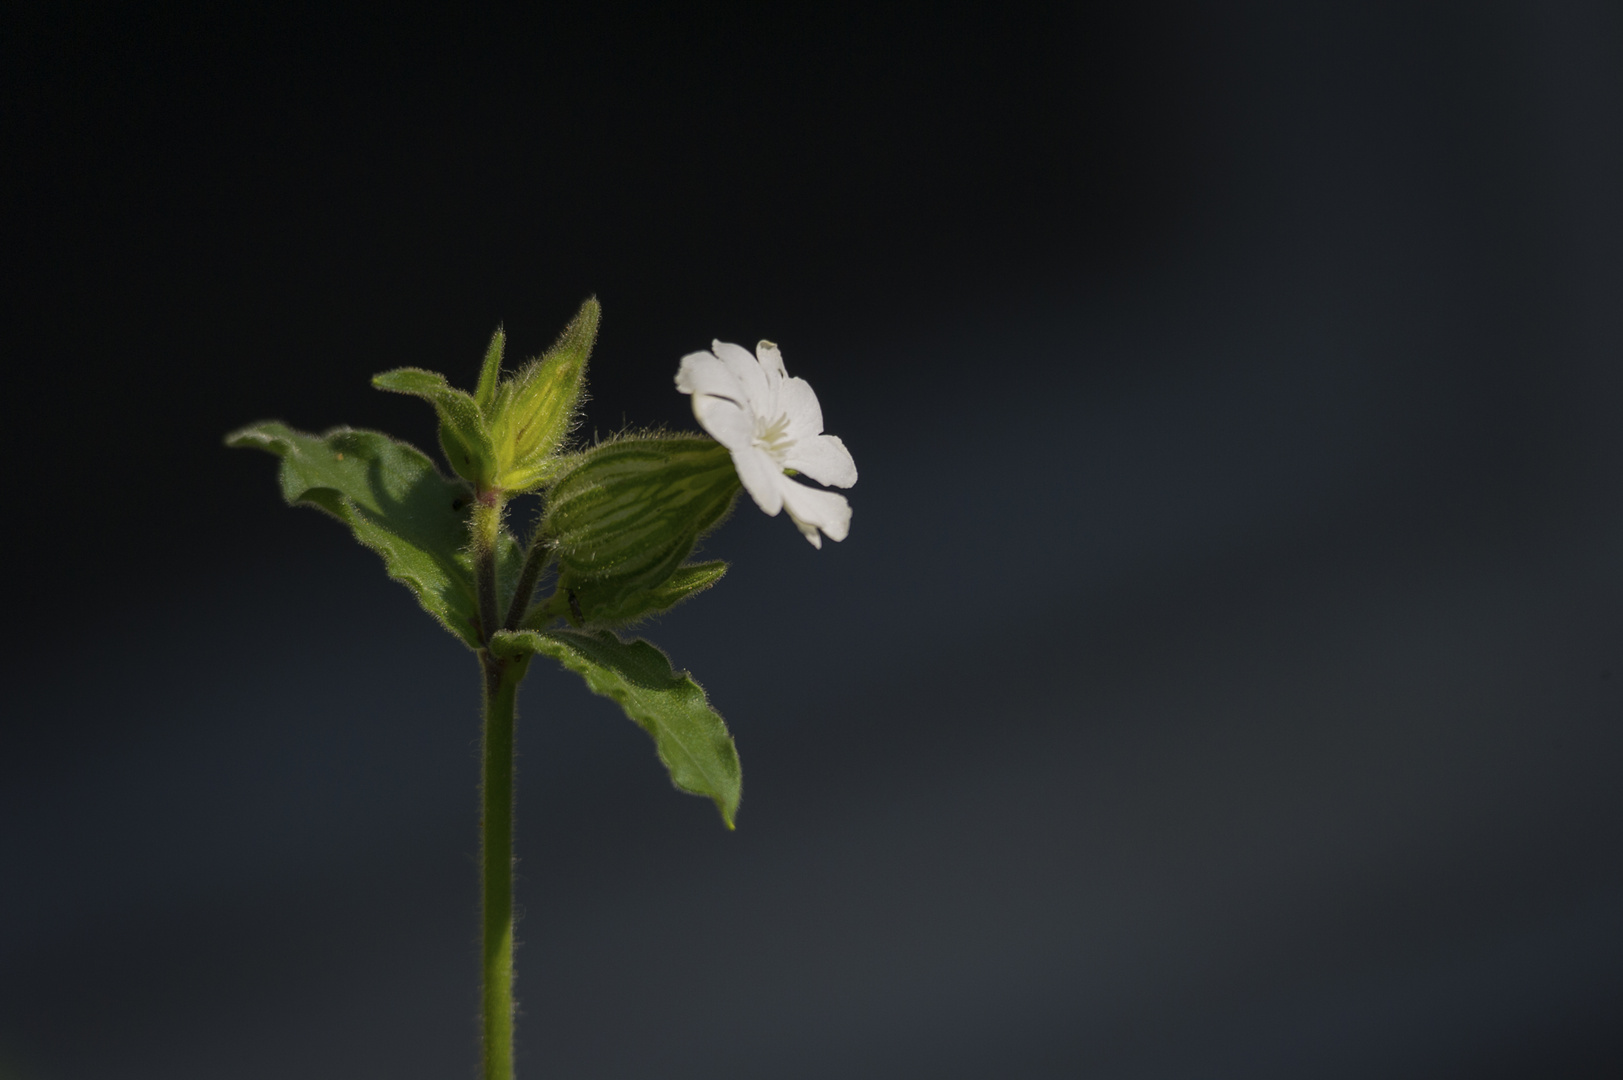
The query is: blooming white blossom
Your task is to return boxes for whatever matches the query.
[676,340,857,547]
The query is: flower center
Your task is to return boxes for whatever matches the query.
[753,413,794,460]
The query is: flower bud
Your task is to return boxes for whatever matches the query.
[543,435,739,622]
[487,298,598,491]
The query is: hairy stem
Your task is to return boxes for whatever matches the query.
[471,497,504,641]
[480,651,528,1080]
[503,524,553,631]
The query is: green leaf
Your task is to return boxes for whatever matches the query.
[490,628,742,827]
[371,367,497,487]
[474,327,506,415]
[226,421,521,649]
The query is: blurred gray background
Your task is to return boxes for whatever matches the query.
[3,2,1621,1077]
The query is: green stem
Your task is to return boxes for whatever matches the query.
[480,650,528,1080]
[472,498,504,640]
[503,524,553,631]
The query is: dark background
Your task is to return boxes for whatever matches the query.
[3,2,1621,1077]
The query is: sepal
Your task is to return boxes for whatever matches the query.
[531,560,728,628]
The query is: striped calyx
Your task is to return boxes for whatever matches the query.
[543,436,740,624]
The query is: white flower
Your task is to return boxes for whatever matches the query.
[676,340,857,548]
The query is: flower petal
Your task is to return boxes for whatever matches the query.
[676,352,746,403]
[783,433,857,488]
[779,476,851,546]
[711,340,769,417]
[731,444,785,516]
[755,340,787,409]
[691,393,754,452]
[779,375,825,439]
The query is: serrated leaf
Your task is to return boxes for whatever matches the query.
[490,628,741,827]
[372,367,497,487]
[227,421,521,649]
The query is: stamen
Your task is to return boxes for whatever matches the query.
[753,414,794,458]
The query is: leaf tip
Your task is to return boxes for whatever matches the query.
[224,420,284,450]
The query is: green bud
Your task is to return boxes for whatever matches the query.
[543,435,740,624]
[488,298,599,492]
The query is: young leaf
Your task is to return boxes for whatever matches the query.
[474,327,506,415]
[371,368,497,488]
[489,628,742,827]
[226,421,521,649]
